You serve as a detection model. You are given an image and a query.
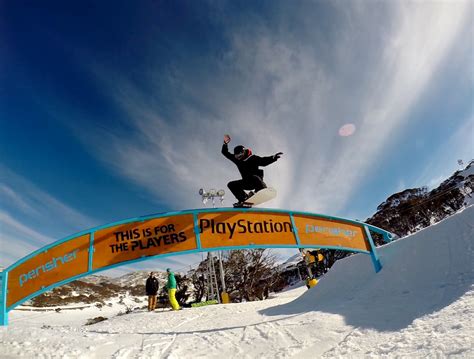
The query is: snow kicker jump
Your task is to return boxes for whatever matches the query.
[0,207,394,326]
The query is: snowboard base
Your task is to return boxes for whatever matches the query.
[234,187,277,208]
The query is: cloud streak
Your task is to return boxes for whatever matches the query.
[0,165,98,266]
[0,211,51,266]
[72,1,471,219]
[286,1,471,213]
[416,114,474,188]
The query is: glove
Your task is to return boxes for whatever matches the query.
[274,152,283,160]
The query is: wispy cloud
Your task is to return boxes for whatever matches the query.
[0,211,51,243]
[0,165,98,266]
[416,114,474,188]
[68,1,470,218]
[0,211,51,266]
[0,183,39,216]
[0,165,96,230]
[290,1,471,213]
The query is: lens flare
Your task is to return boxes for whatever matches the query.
[338,123,356,137]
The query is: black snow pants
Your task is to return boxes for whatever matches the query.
[227,175,266,202]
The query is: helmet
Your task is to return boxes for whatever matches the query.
[234,145,246,160]
[233,145,245,155]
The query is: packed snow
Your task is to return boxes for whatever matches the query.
[1,206,473,358]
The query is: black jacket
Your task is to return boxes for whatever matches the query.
[146,276,159,295]
[222,143,277,180]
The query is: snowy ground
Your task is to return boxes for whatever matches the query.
[1,206,473,358]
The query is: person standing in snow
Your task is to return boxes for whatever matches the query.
[221,134,283,207]
[145,272,159,311]
[166,268,181,311]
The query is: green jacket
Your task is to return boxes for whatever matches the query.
[166,272,177,290]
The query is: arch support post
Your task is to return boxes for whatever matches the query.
[364,226,382,273]
[0,271,8,326]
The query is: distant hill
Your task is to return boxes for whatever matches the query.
[25,271,169,307]
[366,160,473,239]
[109,270,168,288]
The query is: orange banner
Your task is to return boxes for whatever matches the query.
[199,212,297,248]
[293,215,369,251]
[6,211,371,308]
[7,234,90,308]
[92,214,197,270]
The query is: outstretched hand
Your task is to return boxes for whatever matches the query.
[224,134,231,144]
[274,152,283,160]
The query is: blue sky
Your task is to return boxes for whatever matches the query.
[1,1,472,275]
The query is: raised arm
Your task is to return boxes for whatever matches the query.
[221,134,237,163]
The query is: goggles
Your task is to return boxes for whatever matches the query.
[235,151,245,160]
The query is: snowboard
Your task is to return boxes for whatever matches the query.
[234,187,277,208]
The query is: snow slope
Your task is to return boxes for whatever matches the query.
[1,206,473,358]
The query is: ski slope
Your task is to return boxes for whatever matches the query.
[1,206,473,358]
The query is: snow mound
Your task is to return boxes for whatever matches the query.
[263,206,474,331]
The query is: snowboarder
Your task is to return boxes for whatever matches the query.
[166,268,181,311]
[221,134,283,207]
[145,272,159,311]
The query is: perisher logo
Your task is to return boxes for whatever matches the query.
[18,249,79,287]
[305,224,357,238]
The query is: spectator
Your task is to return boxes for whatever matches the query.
[166,268,181,311]
[145,272,159,311]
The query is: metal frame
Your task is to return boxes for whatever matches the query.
[1,207,394,326]
[0,271,7,325]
